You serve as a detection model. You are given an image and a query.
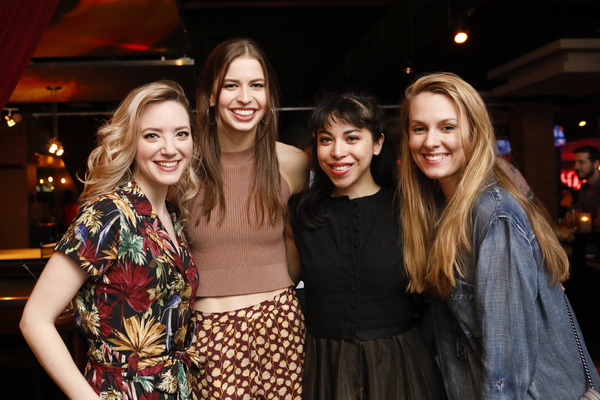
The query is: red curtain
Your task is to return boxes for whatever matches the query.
[0,0,60,110]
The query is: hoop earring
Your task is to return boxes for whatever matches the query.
[207,106,216,125]
[262,107,275,124]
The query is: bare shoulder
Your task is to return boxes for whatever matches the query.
[276,142,309,194]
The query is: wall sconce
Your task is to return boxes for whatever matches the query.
[46,86,64,156]
[3,108,22,127]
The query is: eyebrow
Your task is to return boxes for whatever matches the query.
[317,127,361,135]
[409,118,459,125]
[223,77,265,83]
[141,125,190,133]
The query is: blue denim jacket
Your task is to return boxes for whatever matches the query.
[432,183,600,399]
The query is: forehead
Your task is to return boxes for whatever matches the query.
[409,92,458,120]
[224,56,265,79]
[574,152,591,162]
[140,100,189,124]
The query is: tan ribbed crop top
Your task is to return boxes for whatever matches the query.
[187,147,294,297]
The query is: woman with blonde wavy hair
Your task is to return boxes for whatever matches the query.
[21,80,201,400]
[399,72,599,399]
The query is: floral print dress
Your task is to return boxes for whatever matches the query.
[56,182,199,400]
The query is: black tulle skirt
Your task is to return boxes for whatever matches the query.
[302,326,446,400]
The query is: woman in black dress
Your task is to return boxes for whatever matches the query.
[290,91,444,400]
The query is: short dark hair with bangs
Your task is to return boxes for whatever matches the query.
[292,90,397,228]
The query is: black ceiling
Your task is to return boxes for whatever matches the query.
[5,0,600,148]
[180,0,600,107]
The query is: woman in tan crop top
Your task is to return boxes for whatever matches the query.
[186,38,309,400]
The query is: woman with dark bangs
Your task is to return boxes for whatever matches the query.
[290,91,444,400]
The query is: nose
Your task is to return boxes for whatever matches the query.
[331,140,346,159]
[161,136,177,156]
[237,86,251,104]
[423,131,440,150]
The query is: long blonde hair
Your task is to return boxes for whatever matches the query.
[80,80,201,225]
[398,72,569,297]
[195,38,285,225]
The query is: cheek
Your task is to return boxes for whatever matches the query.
[316,145,328,164]
[408,137,421,157]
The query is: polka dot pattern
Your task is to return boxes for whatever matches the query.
[188,288,305,400]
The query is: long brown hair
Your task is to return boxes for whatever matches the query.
[398,72,569,297]
[195,38,285,225]
[80,80,201,225]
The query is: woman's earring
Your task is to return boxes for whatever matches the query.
[207,106,216,125]
[262,107,275,124]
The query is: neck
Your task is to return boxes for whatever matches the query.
[133,178,168,215]
[332,181,381,200]
[588,171,600,186]
[218,125,257,152]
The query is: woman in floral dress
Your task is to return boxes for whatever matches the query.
[20,80,201,400]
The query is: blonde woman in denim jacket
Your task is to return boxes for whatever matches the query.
[398,72,600,399]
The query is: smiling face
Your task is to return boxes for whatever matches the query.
[134,100,193,199]
[408,92,467,197]
[316,119,383,199]
[212,56,267,146]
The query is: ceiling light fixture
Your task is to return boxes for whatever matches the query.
[46,86,64,156]
[449,4,475,45]
[3,108,21,127]
[454,29,468,44]
[579,121,587,127]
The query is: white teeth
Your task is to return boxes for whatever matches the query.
[425,154,445,161]
[157,161,177,167]
[233,109,255,116]
[331,165,351,171]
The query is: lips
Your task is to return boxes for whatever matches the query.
[155,160,179,168]
[230,108,257,121]
[423,153,447,164]
[329,163,352,176]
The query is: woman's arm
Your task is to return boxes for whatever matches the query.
[284,214,301,284]
[20,252,100,400]
[276,141,309,195]
[474,216,539,399]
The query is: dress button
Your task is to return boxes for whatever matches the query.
[353,241,359,248]
[351,318,357,324]
[354,212,360,219]
[349,270,355,277]
[350,286,356,293]
[350,302,356,309]
[353,226,359,233]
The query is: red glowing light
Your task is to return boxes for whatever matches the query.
[119,43,150,51]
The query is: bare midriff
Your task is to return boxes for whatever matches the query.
[193,287,288,313]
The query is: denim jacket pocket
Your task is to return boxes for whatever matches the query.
[449,277,482,338]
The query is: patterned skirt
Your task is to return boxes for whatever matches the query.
[187,287,305,400]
